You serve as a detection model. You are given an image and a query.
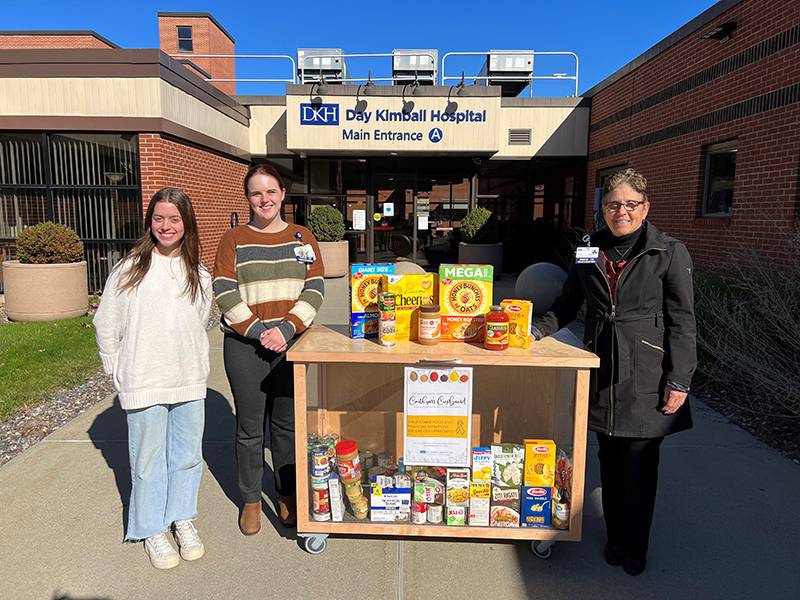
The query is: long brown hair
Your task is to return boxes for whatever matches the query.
[118,188,204,302]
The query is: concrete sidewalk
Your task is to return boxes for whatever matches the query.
[1,276,798,599]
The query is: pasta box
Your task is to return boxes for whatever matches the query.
[490,484,521,528]
[439,264,493,342]
[521,486,552,528]
[350,263,394,338]
[523,439,556,487]
[500,299,533,349]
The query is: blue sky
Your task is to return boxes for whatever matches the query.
[1,0,720,95]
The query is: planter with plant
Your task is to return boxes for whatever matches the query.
[307,205,349,278]
[3,221,88,322]
[458,207,503,276]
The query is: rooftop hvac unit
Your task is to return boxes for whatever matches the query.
[477,50,534,97]
[392,49,438,85]
[297,48,348,84]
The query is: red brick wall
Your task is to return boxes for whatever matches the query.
[587,0,800,269]
[158,15,235,95]
[139,134,249,269]
[0,34,113,49]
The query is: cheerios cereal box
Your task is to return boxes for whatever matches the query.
[500,299,533,349]
[379,273,436,341]
[523,439,556,487]
[439,264,493,342]
[351,263,394,339]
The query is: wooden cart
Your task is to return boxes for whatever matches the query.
[287,324,599,556]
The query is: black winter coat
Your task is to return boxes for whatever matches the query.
[534,222,696,438]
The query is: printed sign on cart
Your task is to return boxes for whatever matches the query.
[403,366,473,467]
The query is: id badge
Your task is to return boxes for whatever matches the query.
[575,246,599,264]
[294,243,316,264]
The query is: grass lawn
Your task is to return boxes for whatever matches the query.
[0,316,99,420]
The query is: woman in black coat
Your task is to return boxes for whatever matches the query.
[533,168,696,576]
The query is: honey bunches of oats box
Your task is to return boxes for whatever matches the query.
[351,264,394,338]
[380,273,436,341]
[439,264,493,342]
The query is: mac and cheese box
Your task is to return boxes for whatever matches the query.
[379,273,436,341]
[500,299,533,349]
[439,264,493,342]
[350,263,394,338]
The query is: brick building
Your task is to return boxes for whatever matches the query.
[0,1,798,291]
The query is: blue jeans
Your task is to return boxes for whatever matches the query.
[125,400,205,541]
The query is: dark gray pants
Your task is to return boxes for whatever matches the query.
[223,334,296,503]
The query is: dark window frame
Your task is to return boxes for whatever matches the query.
[177,26,193,52]
[701,140,736,217]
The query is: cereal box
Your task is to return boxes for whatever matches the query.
[521,486,552,528]
[472,447,493,483]
[380,273,436,341]
[469,481,491,527]
[370,477,411,523]
[524,439,556,487]
[500,299,533,349]
[490,485,521,527]
[351,263,394,338]
[439,264,493,342]
[446,468,470,507]
[491,443,525,487]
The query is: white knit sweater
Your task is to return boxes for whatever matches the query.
[93,252,213,410]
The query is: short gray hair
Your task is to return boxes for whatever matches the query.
[603,168,648,202]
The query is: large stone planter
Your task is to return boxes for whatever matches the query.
[3,260,88,322]
[317,240,349,278]
[458,242,503,277]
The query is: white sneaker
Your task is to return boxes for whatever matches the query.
[173,519,205,561]
[144,531,180,569]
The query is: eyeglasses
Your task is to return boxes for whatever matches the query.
[602,200,647,212]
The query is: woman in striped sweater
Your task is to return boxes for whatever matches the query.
[213,164,325,534]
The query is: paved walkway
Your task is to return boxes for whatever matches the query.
[1,276,798,599]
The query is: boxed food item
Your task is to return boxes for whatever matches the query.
[328,473,345,522]
[446,468,470,507]
[524,439,556,487]
[491,443,525,487]
[490,484,521,527]
[468,481,491,527]
[472,447,493,483]
[351,263,394,338]
[446,504,467,526]
[369,476,411,523]
[380,273,436,341]
[439,264,493,342]
[500,299,533,349]
[521,486,552,528]
[413,466,446,505]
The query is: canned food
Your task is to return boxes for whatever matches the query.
[311,475,329,490]
[312,488,330,516]
[310,444,331,476]
[412,502,427,524]
[427,503,443,524]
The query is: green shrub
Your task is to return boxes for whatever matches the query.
[308,205,345,242]
[460,207,500,244]
[16,222,84,264]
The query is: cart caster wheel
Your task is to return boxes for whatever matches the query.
[303,535,328,555]
[531,540,553,559]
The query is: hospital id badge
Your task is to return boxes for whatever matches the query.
[575,246,599,264]
[294,244,316,264]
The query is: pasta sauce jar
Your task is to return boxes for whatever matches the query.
[418,304,441,345]
[484,305,510,351]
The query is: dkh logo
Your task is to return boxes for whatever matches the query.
[300,103,339,125]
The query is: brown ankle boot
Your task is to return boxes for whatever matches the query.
[239,501,261,536]
[278,495,297,527]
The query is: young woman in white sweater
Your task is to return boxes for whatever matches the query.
[94,188,212,570]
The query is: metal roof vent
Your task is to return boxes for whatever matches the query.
[508,128,532,145]
[298,48,348,84]
[392,49,438,85]
[478,50,534,97]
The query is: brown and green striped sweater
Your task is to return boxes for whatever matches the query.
[213,224,325,342]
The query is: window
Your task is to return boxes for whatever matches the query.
[702,141,736,216]
[177,26,193,52]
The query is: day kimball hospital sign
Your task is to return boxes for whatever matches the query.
[286,95,500,153]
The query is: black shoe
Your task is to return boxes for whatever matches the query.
[623,556,647,576]
[603,542,623,566]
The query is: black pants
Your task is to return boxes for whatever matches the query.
[223,334,296,503]
[596,433,664,559]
